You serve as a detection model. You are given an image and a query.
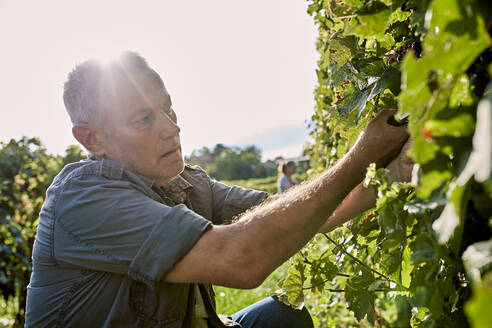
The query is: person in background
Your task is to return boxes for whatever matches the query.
[277,160,297,193]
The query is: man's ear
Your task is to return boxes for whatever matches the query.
[72,124,106,157]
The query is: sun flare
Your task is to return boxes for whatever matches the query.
[88,46,125,65]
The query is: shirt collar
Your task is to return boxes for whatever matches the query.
[90,155,192,195]
[160,174,194,204]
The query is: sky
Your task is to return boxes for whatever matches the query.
[0,0,319,160]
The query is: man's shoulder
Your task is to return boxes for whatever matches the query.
[50,159,156,220]
[54,159,102,185]
[52,158,129,190]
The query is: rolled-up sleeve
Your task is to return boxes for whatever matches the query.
[211,180,268,224]
[53,174,212,287]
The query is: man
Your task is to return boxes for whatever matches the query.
[26,51,409,327]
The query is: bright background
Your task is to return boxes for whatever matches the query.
[0,0,318,160]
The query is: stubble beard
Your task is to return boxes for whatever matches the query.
[126,151,185,186]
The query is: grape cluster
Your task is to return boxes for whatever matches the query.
[387,42,422,65]
[335,81,351,105]
[335,91,343,105]
[400,0,417,12]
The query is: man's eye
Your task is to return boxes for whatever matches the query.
[134,115,151,126]
[166,107,177,122]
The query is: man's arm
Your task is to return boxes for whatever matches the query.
[319,182,376,233]
[319,139,414,233]
[164,109,408,288]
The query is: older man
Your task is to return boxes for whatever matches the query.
[26,52,409,327]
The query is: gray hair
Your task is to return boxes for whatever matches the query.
[63,51,164,125]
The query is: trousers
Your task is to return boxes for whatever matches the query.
[230,296,314,328]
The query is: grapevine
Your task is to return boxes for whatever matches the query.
[278,1,492,326]
[0,138,85,326]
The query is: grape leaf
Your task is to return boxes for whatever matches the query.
[277,256,305,310]
[457,82,492,185]
[423,113,475,138]
[432,182,469,245]
[422,0,492,79]
[449,74,475,108]
[415,154,452,199]
[389,8,411,25]
[410,234,437,264]
[348,1,392,41]
[354,57,387,77]
[462,240,492,283]
[465,272,492,328]
[395,295,412,328]
[344,269,377,323]
[327,0,357,18]
[329,37,355,68]
[337,67,401,120]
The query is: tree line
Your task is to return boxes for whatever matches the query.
[185,144,279,181]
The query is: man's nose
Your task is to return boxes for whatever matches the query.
[159,112,180,140]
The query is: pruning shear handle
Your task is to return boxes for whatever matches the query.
[388,113,409,126]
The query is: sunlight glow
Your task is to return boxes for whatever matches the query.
[89,47,124,66]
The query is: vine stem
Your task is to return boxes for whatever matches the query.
[303,240,338,265]
[303,280,401,293]
[334,14,357,20]
[417,78,454,125]
[303,278,335,290]
[322,233,394,283]
[301,274,358,290]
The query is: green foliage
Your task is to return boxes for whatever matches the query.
[277,254,307,309]
[465,272,492,328]
[0,138,85,327]
[220,176,278,195]
[186,144,276,180]
[288,0,492,326]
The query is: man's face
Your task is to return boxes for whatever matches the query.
[99,73,184,187]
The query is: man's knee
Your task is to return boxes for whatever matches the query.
[231,296,314,328]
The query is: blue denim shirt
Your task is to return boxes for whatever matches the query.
[25,158,268,327]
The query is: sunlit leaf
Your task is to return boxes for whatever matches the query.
[457,82,492,185]
[432,182,468,245]
[410,234,437,264]
[462,240,492,283]
[277,255,305,310]
[465,273,492,328]
[344,270,377,323]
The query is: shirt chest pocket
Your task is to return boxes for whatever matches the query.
[130,280,189,326]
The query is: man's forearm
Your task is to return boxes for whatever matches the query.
[319,138,413,233]
[319,182,376,233]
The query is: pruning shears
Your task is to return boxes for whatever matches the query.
[388,113,409,126]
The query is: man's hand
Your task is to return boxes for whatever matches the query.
[386,138,414,184]
[319,136,413,233]
[349,109,409,168]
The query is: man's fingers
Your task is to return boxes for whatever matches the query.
[380,108,398,117]
[386,138,414,183]
[375,108,398,121]
[374,109,409,133]
[351,107,410,168]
